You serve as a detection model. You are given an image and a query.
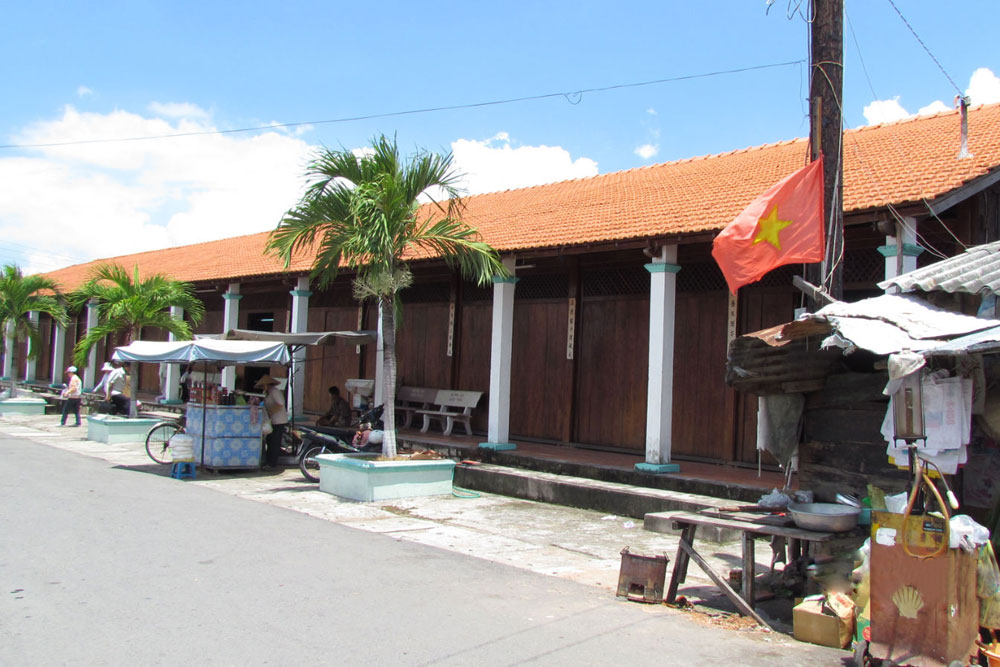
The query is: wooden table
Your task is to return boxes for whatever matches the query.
[662,510,836,630]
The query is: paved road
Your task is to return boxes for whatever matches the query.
[0,430,846,665]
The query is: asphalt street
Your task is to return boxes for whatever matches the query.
[0,423,846,665]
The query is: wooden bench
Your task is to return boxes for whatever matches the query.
[397,387,482,436]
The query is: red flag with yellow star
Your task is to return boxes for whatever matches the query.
[712,157,825,293]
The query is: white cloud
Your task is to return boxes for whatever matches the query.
[2,105,314,273]
[861,68,1000,127]
[968,67,1000,105]
[634,143,659,160]
[646,108,657,116]
[77,86,93,97]
[917,100,950,116]
[449,133,598,194]
[862,97,910,125]
[147,101,211,121]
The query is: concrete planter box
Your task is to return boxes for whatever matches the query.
[0,397,48,415]
[316,453,456,502]
[87,415,161,444]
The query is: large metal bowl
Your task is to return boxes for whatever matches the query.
[787,502,861,532]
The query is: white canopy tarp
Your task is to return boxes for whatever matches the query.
[112,339,292,365]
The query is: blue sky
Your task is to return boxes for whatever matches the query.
[1,1,997,273]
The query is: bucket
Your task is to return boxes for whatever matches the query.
[170,434,195,462]
[979,642,1000,667]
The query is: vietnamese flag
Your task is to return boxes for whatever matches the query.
[712,157,825,293]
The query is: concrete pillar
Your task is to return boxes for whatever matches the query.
[480,257,518,451]
[84,300,99,390]
[162,306,184,403]
[637,245,681,473]
[51,323,66,387]
[24,311,39,382]
[289,276,311,418]
[221,283,242,390]
[879,217,923,293]
[2,321,13,380]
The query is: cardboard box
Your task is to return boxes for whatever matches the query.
[793,594,855,649]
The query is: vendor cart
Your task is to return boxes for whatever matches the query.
[113,338,292,470]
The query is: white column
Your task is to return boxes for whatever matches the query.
[162,306,184,403]
[289,276,311,418]
[51,323,66,386]
[221,283,242,390]
[480,257,517,451]
[638,245,681,473]
[880,217,922,293]
[24,311,39,382]
[83,300,99,390]
[2,320,13,380]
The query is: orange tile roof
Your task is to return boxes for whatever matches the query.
[43,103,1000,292]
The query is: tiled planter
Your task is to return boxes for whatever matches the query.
[86,415,161,444]
[316,453,456,502]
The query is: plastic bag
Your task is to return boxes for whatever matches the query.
[758,489,791,508]
[950,514,990,551]
[884,492,909,514]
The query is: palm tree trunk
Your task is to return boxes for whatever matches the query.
[381,296,398,458]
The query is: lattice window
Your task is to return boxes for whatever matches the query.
[461,283,493,302]
[582,266,650,297]
[677,262,727,292]
[756,264,798,288]
[843,247,884,286]
[401,282,450,303]
[516,273,568,300]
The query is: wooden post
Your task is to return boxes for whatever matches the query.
[807,0,844,302]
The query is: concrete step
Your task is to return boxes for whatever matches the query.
[454,463,742,542]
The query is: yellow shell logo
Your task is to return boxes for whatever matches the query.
[892,585,925,619]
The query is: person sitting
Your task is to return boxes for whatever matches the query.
[316,385,352,427]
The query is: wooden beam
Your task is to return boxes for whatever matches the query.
[792,275,838,306]
[676,539,773,630]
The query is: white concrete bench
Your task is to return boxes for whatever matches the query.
[412,389,483,437]
[396,386,441,429]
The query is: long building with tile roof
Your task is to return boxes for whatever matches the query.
[41,102,1000,291]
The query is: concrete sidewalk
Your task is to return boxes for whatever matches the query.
[0,413,846,660]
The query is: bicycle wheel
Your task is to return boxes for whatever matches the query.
[145,422,182,464]
[298,444,328,482]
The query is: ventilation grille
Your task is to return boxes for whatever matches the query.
[516,273,568,300]
[677,262,727,292]
[462,283,493,302]
[843,247,884,286]
[401,282,450,303]
[582,266,650,297]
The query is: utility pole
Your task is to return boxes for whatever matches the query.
[807,0,845,302]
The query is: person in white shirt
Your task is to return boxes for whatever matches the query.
[255,375,288,468]
[94,361,129,415]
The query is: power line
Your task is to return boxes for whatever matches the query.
[0,60,805,150]
[885,0,963,97]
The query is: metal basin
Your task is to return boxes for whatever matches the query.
[787,502,861,532]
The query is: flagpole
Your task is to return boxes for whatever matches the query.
[808,0,845,303]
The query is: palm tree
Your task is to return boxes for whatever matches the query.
[71,263,205,416]
[267,135,505,457]
[0,265,69,396]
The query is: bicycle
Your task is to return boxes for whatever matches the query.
[145,417,186,464]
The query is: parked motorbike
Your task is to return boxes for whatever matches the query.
[297,405,385,482]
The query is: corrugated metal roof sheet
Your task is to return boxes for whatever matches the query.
[728,293,1000,391]
[879,241,1000,294]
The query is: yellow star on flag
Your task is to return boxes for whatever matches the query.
[752,205,793,249]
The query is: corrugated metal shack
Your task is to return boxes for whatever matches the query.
[728,249,1000,514]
